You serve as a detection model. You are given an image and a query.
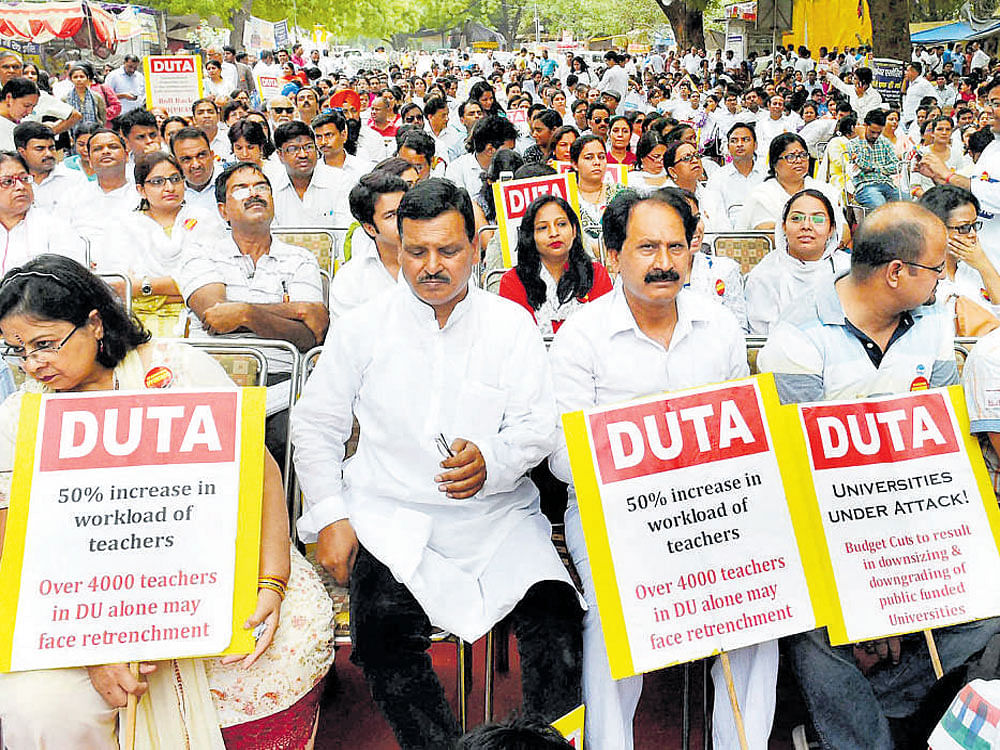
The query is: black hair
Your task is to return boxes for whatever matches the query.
[727,121,756,141]
[478,149,525,222]
[273,120,314,151]
[586,101,611,120]
[228,119,275,158]
[664,124,695,143]
[13,121,54,150]
[569,133,603,163]
[0,150,28,172]
[0,255,150,370]
[85,128,126,153]
[636,130,668,166]
[190,97,218,115]
[781,188,837,228]
[374,156,418,178]
[158,115,189,137]
[221,99,247,122]
[396,128,435,167]
[349,170,409,226]
[1,77,38,100]
[458,99,482,118]
[602,186,697,251]
[534,108,562,131]
[836,114,857,137]
[423,96,448,117]
[515,194,594,311]
[399,102,423,122]
[214,161,270,205]
[766,132,808,179]
[855,67,873,87]
[549,126,578,156]
[118,108,158,138]
[469,81,500,115]
[396,177,475,242]
[919,184,981,222]
[469,115,518,154]
[169,126,210,153]
[134,151,181,186]
[969,127,995,158]
[864,108,887,127]
[662,139,697,171]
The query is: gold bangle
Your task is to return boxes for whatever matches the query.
[258,574,289,587]
[257,581,286,601]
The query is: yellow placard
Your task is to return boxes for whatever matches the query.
[552,704,585,747]
[495,172,580,268]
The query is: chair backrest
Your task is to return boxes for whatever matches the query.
[745,335,767,375]
[712,232,775,275]
[272,227,345,276]
[99,273,132,314]
[484,268,506,292]
[188,344,269,387]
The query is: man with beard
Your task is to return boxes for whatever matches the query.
[13,121,86,214]
[548,187,752,749]
[758,201,1000,748]
[328,88,388,162]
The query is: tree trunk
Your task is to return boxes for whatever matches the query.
[654,0,705,50]
[868,0,911,61]
[229,0,253,51]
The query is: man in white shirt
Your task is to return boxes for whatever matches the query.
[191,98,232,163]
[70,129,138,264]
[794,46,815,75]
[169,127,222,214]
[758,202,1000,750]
[118,108,162,172]
[599,50,628,100]
[706,122,768,225]
[933,72,958,109]
[291,178,583,748]
[252,49,281,81]
[822,66,883,120]
[549,187,762,750]
[902,61,938,129]
[270,120,353,228]
[971,41,991,73]
[424,96,452,166]
[329,171,407,319]
[0,77,38,151]
[13,121,85,215]
[444,115,517,198]
[755,94,796,160]
[104,55,144,114]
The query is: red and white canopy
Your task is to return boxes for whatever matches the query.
[0,1,118,44]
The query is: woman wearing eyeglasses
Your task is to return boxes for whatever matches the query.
[744,189,850,335]
[919,185,1000,336]
[0,152,86,274]
[737,132,846,240]
[662,140,730,233]
[0,254,334,750]
[114,153,224,337]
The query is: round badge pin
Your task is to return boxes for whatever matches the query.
[714,279,725,296]
[144,366,174,389]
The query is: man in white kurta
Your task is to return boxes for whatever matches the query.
[548,187,773,750]
[291,178,582,748]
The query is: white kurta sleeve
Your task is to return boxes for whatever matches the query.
[477,319,558,498]
[547,318,598,485]
[290,320,363,542]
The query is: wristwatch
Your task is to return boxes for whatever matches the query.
[140,277,153,296]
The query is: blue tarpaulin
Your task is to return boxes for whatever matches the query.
[911,20,1000,43]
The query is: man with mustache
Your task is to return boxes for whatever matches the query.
[758,202,1000,749]
[548,187,754,750]
[270,120,353,229]
[170,127,222,214]
[13,121,86,214]
[292,178,583,748]
[328,88,389,162]
[176,161,328,468]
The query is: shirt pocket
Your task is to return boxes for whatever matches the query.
[451,380,506,445]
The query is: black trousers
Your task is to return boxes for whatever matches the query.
[349,545,583,749]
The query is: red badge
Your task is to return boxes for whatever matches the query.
[182,218,198,230]
[910,376,929,391]
[715,279,726,296]
[983,172,991,181]
[983,288,992,302]
[552,319,565,333]
[144,366,173,389]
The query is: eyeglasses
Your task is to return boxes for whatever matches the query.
[778,151,810,163]
[903,259,946,274]
[674,152,700,164]
[591,117,609,123]
[281,143,317,155]
[404,115,424,123]
[271,107,294,114]
[230,183,273,200]
[143,174,185,188]
[0,174,34,189]
[947,220,983,234]
[3,325,80,368]
[787,212,828,225]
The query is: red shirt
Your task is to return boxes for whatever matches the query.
[607,150,637,166]
[498,261,614,333]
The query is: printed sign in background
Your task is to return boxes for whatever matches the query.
[797,387,1000,645]
[871,58,905,110]
[255,75,282,103]
[493,172,580,268]
[564,374,822,679]
[143,55,203,117]
[555,161,629,188]
[0,388,266,671]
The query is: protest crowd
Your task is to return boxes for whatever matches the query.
[4,35,1000,750]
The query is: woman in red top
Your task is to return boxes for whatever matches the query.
[499,194,614,336]
[605,115,637,166]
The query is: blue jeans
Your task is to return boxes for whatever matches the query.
[785,620,1000,750]
[855,182,900,207]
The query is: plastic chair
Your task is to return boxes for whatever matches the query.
[271,226,348,276]
[711,232,775,275]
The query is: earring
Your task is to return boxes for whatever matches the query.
[98,338,104,355]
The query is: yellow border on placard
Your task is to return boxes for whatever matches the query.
[552,704,586,744]
[563,409,635,679]
[758,375,839,638]
[495,173,581,269]
[143,56,204,113]
[0,393,41,671]
[220,386,267,656]
[142,56,153,112]
[950,384,1000,558]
